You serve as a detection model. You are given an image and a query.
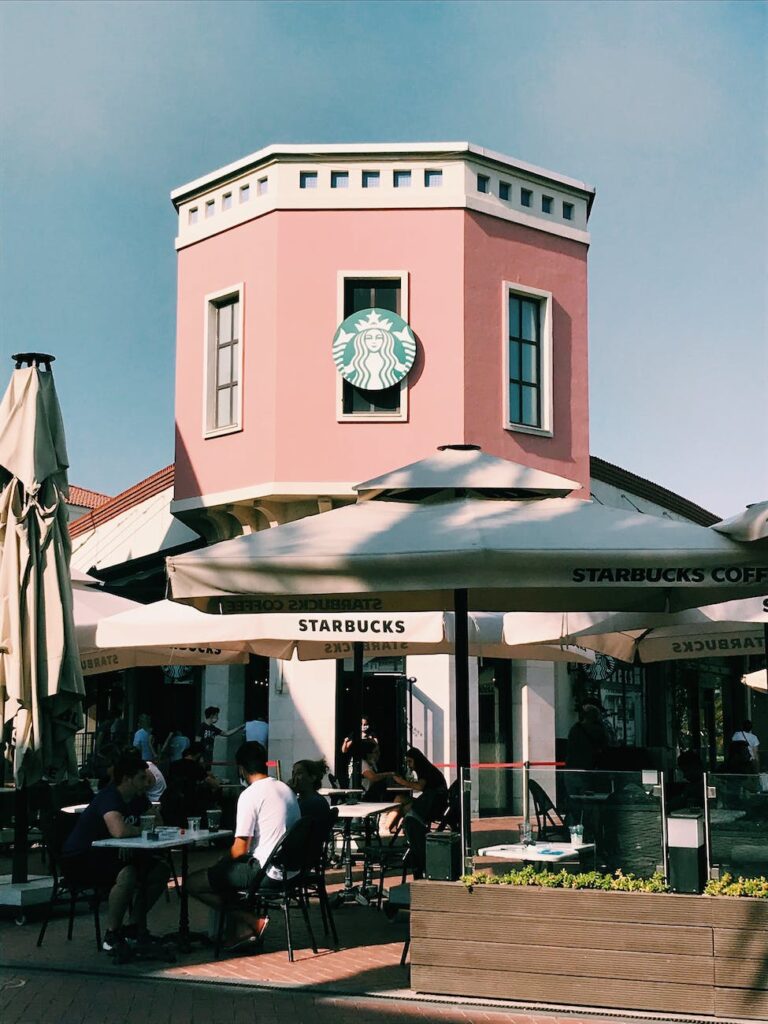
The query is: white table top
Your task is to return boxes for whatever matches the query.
[477,841,595,862]
[334,802,398,819]
[93,828,232,850]
[61,804,89,814]
[318,788,363,796]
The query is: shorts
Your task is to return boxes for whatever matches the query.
[207,855,285,894]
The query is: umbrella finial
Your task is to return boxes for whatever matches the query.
[12,352,56,371]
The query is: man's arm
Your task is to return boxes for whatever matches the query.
[229,836,250,859]
[221,723,245,739]
[103,810,140,839]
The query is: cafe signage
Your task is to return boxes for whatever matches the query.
[332,307,416,390]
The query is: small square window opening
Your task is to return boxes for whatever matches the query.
[393,170,411,188]
[205,200,215,218]
[477,174,490,194]
[425,169,442,188]
[331,171,349,189]
[239,184,250,203]
[362,171,380,188]
[521,188,532,208]
[222,193,232,211]
[499,182,511,201]
[256,177,268,196]
[188,207,199,225]
[563,201,574,221]
[542,195,553,214]
[300,171,318,189]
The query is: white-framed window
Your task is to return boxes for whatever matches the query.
[336,272,409,422]
[203,285,244,438]
[502,281,553,436]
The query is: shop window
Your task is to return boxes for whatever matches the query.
[339,276,407,419]
[505,283,553,434]
[205,288,243,437]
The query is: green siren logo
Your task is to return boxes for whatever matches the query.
[332,308,416,390]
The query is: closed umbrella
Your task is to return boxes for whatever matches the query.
[0,356,84,788]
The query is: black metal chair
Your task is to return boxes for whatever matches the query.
[362,816,412,908]
[300,808,340,946]
[214,816,318,962]
[37,812,106,953]
[528,778,570,841]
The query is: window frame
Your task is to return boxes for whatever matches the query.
[336,270,410,423]
[520,187,533,208]
[202,284,245,439]
[502,280,553,437]
[477,173,490,194]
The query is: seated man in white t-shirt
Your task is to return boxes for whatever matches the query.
[188,740,299,954]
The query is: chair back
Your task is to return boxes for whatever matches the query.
[42,811,80,885]
[310,806,339,871]
[254,816,314,888]
[528,778,564,837]
[436,780,460,832]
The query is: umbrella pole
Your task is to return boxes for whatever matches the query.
[350,642,364,789]
[454,588,472,869]
[11,787,28,884]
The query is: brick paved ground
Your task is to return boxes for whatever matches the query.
[0,819,720,1023]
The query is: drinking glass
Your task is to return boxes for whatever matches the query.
[569,824,584,846]
[519,821,533,846]
[140,814,155,839]
[187,816,202,832]
[206,808,222,832]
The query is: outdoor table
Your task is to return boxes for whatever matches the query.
[318,787,363,802]
[61,803,89,814]
[333,802,398,905]
[477,841,597,868]
[709,809,747,825]
[93,828,232,949]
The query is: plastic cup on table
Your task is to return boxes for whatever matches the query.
[569,824,584,846]
[140,814,155,840]
[187,816,202,833]
[206,808,222,832]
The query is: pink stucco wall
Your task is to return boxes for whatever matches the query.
[174,207,589,502]
[463,211,590,492]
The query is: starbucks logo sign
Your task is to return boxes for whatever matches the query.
[332,308,416,390]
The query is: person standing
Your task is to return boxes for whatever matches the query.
[188,741,300,954]
[132,714,156,761]
[732,720,760,770]
[197,706,244,769]
[245,716,269,750]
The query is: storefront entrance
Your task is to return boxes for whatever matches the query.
[335,655,408,777]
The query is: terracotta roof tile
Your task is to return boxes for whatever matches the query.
[69,465,175,539]
[68,485,111,510]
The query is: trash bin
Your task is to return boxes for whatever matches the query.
[425,831,462,880]
[667,810,706,893]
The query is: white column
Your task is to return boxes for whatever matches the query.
[268,656,337,781]
[201,663,245,780]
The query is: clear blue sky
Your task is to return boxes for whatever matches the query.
[1,0,765,517]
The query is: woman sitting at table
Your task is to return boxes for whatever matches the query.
[392,748,448,826]
[355,739,394,801]
[290,758,334,829]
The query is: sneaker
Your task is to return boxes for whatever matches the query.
[122,924,155,946]
[102,929,124,952]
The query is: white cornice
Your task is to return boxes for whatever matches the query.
[170,480,358,515]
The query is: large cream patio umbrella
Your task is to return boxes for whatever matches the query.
[166,447,768,780]
[0,356,85,790]
[502,597,767,664]
[94,599,594,663]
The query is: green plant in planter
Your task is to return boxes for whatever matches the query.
[461,865,670,892]
[704,873,768,898]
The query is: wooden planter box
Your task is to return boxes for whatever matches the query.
[410,881,768,1019]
